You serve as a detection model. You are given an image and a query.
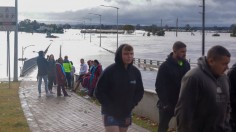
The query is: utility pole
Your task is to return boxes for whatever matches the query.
[14,0,18,81]
[176,17,178,37]
[202,0,205,56]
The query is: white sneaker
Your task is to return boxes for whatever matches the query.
[83,95,90,99]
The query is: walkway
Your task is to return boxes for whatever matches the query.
[19,81,149,132]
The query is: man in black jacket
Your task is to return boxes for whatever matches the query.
[95,44,144,132]
[37,50,49,97]
[155,41,190,132]
[228,63,236,131]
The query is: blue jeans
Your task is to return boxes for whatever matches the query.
[38,75,49,94]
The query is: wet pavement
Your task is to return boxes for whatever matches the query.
[19,81,149,132]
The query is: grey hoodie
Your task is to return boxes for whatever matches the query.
[175,56,231,132]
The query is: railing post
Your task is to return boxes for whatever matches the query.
[150,60,152,65]
[144,59,146,70]
[157,61,159,67]
[138,58,140,67]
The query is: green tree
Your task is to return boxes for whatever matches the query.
[230,24,236,36]
[185,24,191,31]
[123,25,135,33]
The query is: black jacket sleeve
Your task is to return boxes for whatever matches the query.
[132,70,144,108]
[155,63,170,105]
[95,70,112,106]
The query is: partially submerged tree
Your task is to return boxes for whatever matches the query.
[123,25,135,34]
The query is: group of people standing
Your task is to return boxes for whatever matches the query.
[37,52,74,97]
[155,41,235,132]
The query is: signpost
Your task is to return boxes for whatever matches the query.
[0,6,16,86]
[0,7,16,31]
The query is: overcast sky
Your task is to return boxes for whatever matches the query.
[1,0,235,26]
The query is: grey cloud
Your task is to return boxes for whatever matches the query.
[21,0,236,27]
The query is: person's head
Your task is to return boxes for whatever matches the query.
[80,58,84,64]
[64,55,68,60]
[58,57,63,64]
[38,51,44,57]
[93,59,99,66]
[87,60,91,66]
[115,44,134,68]
[207,45,231,76]
[49,54,54,60]
[172,41,187,61]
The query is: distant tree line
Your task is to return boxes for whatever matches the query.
[18,19,235,36]
[18,19,71,33]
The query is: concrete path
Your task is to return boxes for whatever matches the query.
[19,81,149,132]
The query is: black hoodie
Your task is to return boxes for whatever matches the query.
[227,63,236,124]
[95,44,144,119]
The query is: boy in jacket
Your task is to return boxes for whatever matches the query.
[95,44,144,132]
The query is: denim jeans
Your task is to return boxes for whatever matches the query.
[38,75,49,94]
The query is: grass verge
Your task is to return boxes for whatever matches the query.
[0,82,30,132]
[76,89,158,132]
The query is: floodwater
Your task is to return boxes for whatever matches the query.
[0,29,235,91]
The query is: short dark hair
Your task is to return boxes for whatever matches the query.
[94,59,99,64]
[123,44,133,51]
[207,45,231,60]
[173,41,186,51]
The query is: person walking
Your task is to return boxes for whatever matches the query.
[63,56,72,89]
[95,44,144,132]
[55,57,70,97]
[155,41,190,132]
[227,63,236,131]
[37,50,50,97]
[48,54,56,94]
[175,45,231,132]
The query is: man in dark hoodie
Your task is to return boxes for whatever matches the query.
[37,50,49,97]
[155,41,190,132]
[227,63,236,131]
[95,44,144,132]
[175,45,231,132]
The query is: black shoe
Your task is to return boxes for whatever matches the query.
[57,94,62,97]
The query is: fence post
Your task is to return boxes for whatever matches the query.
[157,61,159,67]
[138,58,140,67]
[144,59,146,70]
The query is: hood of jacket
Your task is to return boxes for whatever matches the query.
[197,56,218,80]
[114,44,133,68]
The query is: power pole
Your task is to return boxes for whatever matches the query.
[176,17,178,37]
[202,0,205,56]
